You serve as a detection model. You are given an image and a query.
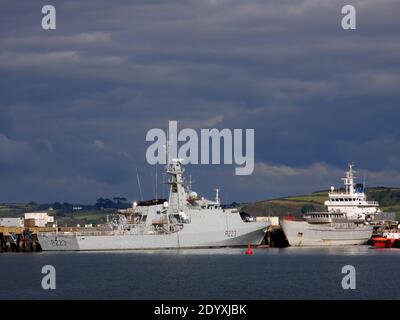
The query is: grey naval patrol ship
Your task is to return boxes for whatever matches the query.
[38,159,269,251]
[280,164,375,247]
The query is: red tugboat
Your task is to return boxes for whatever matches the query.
[370,228,400,248]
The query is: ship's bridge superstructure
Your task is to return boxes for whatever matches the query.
[166,158,222,212]
[324,163,381,221]
[128,158,266,236]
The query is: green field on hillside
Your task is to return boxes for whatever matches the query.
[283,194,327,205]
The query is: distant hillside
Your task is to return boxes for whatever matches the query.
[0,198,130,227]
[0,203,37,218]
[242,187,400,220]
[2,187,400,225]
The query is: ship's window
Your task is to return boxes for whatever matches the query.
[156,211,161,215]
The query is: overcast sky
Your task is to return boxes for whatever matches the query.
[1,0,399,204]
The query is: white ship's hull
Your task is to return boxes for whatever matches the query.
[38,216,268,251]
[280,220,373,247]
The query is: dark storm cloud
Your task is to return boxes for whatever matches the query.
[0,0,399,203]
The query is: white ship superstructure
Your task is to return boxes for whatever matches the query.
[281,164,375,247]
[325,163,381,221]
[38,160,269,251]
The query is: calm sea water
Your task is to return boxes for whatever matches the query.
[0,246,399,300]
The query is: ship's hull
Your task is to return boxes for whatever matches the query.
[38,221,268,251]
[280,220,373,247]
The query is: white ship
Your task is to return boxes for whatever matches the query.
[38,159,269,251]
[281,164,375,247]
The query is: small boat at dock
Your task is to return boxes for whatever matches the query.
[370,227,400,248]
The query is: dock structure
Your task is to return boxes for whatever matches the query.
[0,226,100,253]
[0,226,53,253]
[258,225,289,248]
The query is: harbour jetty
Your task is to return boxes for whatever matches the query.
[0,212,55,252]
[0,227,44,252]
